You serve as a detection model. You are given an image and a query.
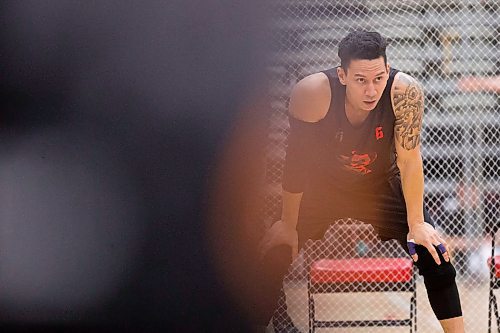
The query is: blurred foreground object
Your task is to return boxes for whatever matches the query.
[0,1,268,331]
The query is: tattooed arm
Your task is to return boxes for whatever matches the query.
[391,72,449,264]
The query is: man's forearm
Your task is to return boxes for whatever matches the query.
[281,190,303,229]
[399,157,425,229]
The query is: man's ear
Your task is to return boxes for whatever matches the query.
[337,67,347,85]
[386,63,390,73]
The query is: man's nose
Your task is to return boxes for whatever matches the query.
[366,83,377,98]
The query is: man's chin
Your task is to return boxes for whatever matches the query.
[361,100,378,110]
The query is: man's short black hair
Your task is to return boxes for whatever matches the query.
[338,31,388,71]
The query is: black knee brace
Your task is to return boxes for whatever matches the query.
[413,244,462,320]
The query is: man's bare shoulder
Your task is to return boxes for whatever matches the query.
[391,71,425,114]
[392,71,423,95]
[391,71,425,151]
[289,72,331,123]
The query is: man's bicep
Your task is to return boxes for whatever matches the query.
[392,73,424,152]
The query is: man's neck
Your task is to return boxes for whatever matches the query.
[345,100,370,126]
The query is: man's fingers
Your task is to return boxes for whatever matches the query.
[431,238,446,254]
[426,243,441,265]
[438,237,448,249]
[407,239,416,254]
[436,237,448,251]
[406,239,418,262]
[436,243,447,254]
[434,239,450,262]
[439,241,450,263]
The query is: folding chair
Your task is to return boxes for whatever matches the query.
[306,221,416,332]
[488,224,500,333]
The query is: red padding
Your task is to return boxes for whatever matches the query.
[487,256,500,278]
[310,258,414,283]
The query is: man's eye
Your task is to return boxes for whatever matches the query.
[357,78,365,83]
[375,77,382,82]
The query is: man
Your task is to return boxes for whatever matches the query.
[258,31,465,332]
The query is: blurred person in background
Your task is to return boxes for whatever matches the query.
[459,75,500,92]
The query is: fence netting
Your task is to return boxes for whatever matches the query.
[265,0,500,331]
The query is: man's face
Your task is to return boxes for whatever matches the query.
[337,57,390,112]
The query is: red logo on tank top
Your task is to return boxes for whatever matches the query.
[338,151,378,175]
[375,126,384,140]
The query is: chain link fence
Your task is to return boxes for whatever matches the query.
[266,0,500,331]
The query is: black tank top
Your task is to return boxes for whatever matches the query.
[305,67,400,194]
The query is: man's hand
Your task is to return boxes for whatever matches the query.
[407,222,450,265]
[259,220,299,260]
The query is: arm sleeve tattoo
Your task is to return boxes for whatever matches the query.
[392,74,424,150]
